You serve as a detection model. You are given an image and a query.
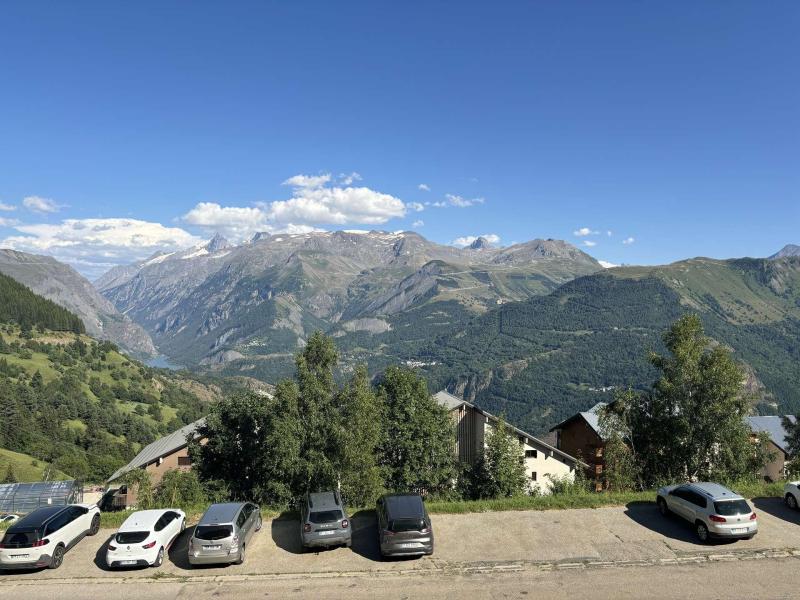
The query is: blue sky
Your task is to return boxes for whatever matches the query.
[0,1,797,277]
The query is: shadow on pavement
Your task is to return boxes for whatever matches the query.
[271,517,303,555]
[752,496,800,526]
[623,501,734,546]
[168,525,208,571]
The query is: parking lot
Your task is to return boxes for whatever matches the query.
[3,496,800,583]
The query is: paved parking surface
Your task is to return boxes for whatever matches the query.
[2,497,800,582]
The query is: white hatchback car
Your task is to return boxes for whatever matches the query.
[0,504,101,570]
[106,509,186,568]
[784,481,800,510]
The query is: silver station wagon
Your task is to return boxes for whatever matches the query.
[188,502,261,566]
[657,482,758,542]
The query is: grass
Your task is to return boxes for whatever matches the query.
[0,447,71,482]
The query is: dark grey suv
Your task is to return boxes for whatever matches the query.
[376,494,433,558]
[299,491,351,550]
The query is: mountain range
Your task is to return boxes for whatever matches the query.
[0,249,156,357]
[1,234,798,439]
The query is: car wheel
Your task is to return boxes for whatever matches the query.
[786,493,798,510]
[153,547,164,568]
[236,545,245,565]
[696,521,709,543]
[657,498,670,517]
[88,513,101,536]
[49,545,65,569]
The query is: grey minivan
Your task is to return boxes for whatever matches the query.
[376,494,433,558]
[299,490,351,550]
[188,502,261,566]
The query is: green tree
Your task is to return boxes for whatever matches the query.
[377,366,455,496]
[155,469,207,507]
[598,388,642,492]
[465,417,528,498]
[335,366,384,506]
[624,314,768,485]
[2,462,17,484]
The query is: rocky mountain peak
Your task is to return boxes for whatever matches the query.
[770,244,800,259]
[469,236,492,250]
[206,233,232,252]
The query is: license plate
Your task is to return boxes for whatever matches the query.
[120,560,137,566]
[318,530,336,536]
[10,554,29,559]
[203,545,222,550]
[398,543,419,548]
[731,528,747,534]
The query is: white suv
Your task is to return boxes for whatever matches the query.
[785,481,800,510]
[0,504,101,570]
[657,482,758,542]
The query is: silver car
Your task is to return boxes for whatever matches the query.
[657,482,758,542]
[188,502,261,566]
[376,494,433,558]
[299,490,351,550]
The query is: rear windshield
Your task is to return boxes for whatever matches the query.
[389,518,426,533]
[1,529,39,548]
[714,500,751,516]
[115,531,149,544]
[194,525,233,540]
[309,510,343,524]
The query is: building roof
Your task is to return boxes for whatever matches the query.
[433,390,467,411]
[107,418,206,483]
[434,390,587,468]
[549,402,608,439]
[746,415,796,455]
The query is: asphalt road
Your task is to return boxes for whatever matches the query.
[2,497,800,598]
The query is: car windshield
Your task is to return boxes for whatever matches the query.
[309,510,343,524]
[714,500,751,516]
[389,518,426,533]
[115,531,149,544]
[1,529,39,548]
[194,525,233,540]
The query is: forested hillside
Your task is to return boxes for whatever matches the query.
[0,272,85,334]
[421,257,800,435]
[0,282,225,483]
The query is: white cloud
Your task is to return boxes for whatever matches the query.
[182,173,410,239]
[573,227,599,237]
[606,230,613,236]
[0,202,16,212]
[338,172,362,185]
[430,201,448,208]
[412,220,424,228]
[23,195,62,213]
[622,237,635,245]
[598,260,618,268]
[451,233,500,248]
[0,217,20,227]
[445,193,484,208]
[281,173,332,189]
[583,240,597,247]
[0,218,202,278]
[418,183,430,192]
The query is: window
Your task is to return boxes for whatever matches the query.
[714,500,751,516]
[195,525,233,540]
[525,449,538,459]
[178,455,191,466]
[116,531,149,544]
[686,491,707,509]
[44,511,71,536]
[309,510,343,524]
[236,510,247,528]
[154,514,169,532]
[531,471,537,481]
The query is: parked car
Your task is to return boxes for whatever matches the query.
[106,509,186,568]
[0,514,19,525]
[657,482,758,542]
[376,493,433,558]
[299,490,351,551]
[188,502,261,566]
[0,504,101,570]
[785,481,800,510]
